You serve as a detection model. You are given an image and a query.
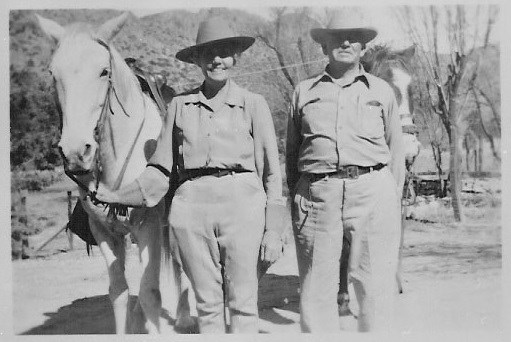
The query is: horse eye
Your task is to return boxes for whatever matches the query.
[100,68,109,77]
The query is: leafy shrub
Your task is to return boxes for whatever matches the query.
[11,169,65,191]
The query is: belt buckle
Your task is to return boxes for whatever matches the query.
[346,166,359,179]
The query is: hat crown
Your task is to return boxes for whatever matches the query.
[195,17,237,45]
[310,11,377,44]
[326,12,369,30]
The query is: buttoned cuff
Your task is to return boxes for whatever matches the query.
[136,166,170,207]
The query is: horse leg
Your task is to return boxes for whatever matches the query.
[338,235,352,316]
[163,226,196,331]
[173,258,197,331]
[90,219,130,334]
[397,205,406,294]
[131,211,162,334]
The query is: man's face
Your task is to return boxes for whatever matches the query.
[322,35,364,66]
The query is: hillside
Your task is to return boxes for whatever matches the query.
[9,8,323,169]
[9,8,501,172]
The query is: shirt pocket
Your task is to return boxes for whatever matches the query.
[300,98,336,136]
[359,100,385,139]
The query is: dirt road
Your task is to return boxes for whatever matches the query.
[11,180,502,336]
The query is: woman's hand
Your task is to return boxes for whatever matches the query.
[260,230,283,264]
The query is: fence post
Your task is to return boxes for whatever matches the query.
[67,191,74,250]
[18,189,28,226]
[20,189,30,259]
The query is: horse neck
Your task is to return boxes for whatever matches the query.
[98,81,161,190]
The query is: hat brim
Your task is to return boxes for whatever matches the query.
[310,27,377,45]
[175,36,255,64]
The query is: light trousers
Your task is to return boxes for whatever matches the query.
[292,167,401,332]
[169,172,266,333]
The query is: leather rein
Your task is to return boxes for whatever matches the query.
[62,38,146,216]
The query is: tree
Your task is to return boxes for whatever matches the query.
[254,7,325,104]
[396,4,499,221]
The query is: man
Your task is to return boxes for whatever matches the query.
[286,13,405,332]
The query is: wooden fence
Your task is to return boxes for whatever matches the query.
[12,190,74,260]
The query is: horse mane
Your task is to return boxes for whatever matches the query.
[107,45,143,107]
[361,44,412,77]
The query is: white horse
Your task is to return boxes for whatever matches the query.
[36,13,193,334]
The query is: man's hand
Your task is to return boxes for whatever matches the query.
[259,230,283,264]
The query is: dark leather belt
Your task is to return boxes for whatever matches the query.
[308,164,385,182]
[180,168,252,183]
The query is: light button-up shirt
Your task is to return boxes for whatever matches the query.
[140,79,285,207]
[286,66,405,193]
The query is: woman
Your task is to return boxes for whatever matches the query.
[96,16,285,333]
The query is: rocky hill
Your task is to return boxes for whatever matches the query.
[9,8,500,172]
[10,8,321,169]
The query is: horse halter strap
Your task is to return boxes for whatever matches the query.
[64,39,147,211]
[95,38,148,191]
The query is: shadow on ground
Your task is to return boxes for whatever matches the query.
[19,295,161,335]
[258,273,300,329]
[20,274,300,335]
[21,295,118,334]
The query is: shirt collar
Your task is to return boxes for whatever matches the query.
[185,79,245,108]
[309,64,370,90]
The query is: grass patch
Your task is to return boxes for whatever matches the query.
[11,169,65,191]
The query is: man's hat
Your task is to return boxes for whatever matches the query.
[175,17,255,64]
[310,12,377,45]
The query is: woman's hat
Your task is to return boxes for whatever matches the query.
[175,17,255,64]
[310,13,377,45]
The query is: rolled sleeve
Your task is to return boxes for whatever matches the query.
[136,166,170,207]
[135,99,176,207]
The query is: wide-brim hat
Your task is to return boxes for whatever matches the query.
[176,16,255,64]
[310,12,377,45]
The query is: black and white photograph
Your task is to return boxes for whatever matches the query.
[2,0,507,339]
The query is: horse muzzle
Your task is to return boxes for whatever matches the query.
[58,141,97,174]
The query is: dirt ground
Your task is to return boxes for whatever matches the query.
[11,179,502,336]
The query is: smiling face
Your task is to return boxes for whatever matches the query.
[322,34,364,67]
[195,43,237,85]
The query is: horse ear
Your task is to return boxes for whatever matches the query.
[97,12,129,42]
[400,45,416,60]
[36,14,65,43]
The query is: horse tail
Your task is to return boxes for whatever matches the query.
[161,188,176,266]
[161,222,172,265]
[161,192,173,267]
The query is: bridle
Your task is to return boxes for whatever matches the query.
[59,38,146,215]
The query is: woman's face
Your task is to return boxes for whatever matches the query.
[196,44,236,84]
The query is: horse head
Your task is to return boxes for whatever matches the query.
[362,44,421,169]
[37,13,135,174]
